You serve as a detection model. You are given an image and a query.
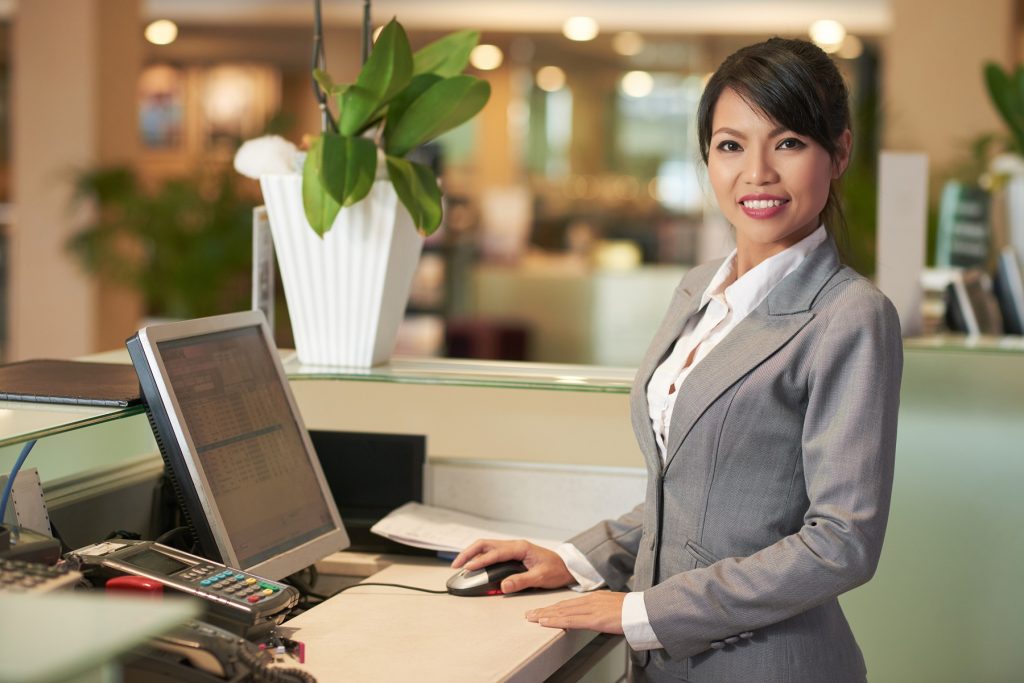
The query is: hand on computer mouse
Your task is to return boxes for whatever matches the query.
[451,539,573,594]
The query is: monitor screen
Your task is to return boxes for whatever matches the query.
[127,311,349,580]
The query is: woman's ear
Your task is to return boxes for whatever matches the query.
[832,129,853,179]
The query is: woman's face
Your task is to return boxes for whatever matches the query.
[707,88,850,265]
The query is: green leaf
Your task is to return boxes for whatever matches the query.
[984,62,1024,153]
[339,19,413,135]
[413,30,479,77]
[314,68,349,97]
[385,75,491,157]
[386,155,443,235]
[383,73,443,144]
[302,135,342,236]
[313,68,334,95]
[321,133,378,207]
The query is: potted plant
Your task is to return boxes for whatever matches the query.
[236,9,490,367]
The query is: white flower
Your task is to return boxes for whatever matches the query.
[233,135,299,179]
[990,153,1024,177]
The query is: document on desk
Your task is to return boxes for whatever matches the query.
[370,502,571,553]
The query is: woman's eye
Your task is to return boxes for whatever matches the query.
[778,138,806,150]
[716,140,741,152]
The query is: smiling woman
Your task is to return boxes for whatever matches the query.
[453,37,903,683]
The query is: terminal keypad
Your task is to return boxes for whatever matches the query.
[177,563,283,604]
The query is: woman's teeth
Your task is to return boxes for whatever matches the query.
[742,199,785,209]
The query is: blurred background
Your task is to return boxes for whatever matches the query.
[0,0,1016,366]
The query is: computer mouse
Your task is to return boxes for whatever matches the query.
[446,560,528,597]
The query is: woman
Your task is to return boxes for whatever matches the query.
[453,37,902,682]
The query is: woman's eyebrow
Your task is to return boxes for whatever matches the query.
[711,127,745,138]
[712,125,794,138]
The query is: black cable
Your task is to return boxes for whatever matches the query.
[236,640,317,683]
[47,519,71,555]
[285,572,329,602]
[154,525,190,546]
[330,582,448,596]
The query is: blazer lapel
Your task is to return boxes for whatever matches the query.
[663,237,844,469]
[630,262,720,473]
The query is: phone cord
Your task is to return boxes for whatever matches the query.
[237,643,317,683]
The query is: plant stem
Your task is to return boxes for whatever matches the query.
[362,0,372,64]
[312,0,338,133]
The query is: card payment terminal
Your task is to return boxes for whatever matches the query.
[69,540,299,638]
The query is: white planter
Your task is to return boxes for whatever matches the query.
[259,173,424,367]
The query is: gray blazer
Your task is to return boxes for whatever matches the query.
[570,237,903,682]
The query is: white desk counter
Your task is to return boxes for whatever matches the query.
[286,559,614,682]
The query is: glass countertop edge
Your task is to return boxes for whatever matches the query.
[0,404,146,449]
[903,334,1024,353]
[282,355,636,393]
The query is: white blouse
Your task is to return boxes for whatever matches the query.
[556,225,827,651]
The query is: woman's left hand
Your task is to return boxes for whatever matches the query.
[525,591,626,634]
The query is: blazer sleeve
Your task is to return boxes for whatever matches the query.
[567,502,645,591]
[643,282,904,660]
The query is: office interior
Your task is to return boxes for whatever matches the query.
[0,0,1022,681]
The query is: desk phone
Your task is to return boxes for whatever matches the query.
[69,540,299,637]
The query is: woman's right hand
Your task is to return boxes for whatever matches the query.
[451,539,575,594]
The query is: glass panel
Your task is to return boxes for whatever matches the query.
[0,402,145,449]
[284,355,634,394]
[904,335,1024,354]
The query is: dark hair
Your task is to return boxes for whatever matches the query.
[697,37,851,248]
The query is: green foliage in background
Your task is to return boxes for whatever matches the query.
[68,167,253,319]
[305,19,490,237]
[840,48,881,276]
[984,62,1024,154]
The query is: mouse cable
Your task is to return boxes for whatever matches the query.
[329,582,447,597]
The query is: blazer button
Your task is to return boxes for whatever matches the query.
[710,641,725,650]
[739,632,754,639]
[724,636,739,645]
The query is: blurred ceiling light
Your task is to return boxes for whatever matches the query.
[563,16,599,42]
[612,31,645,56]
[836,34,864,60]
[536,65,567,92]
[470,44,504,71]
[621,70,654,98]
[144,19,178,46]
[809,19,846,53]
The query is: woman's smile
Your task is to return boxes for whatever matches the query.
[739,193,790,219]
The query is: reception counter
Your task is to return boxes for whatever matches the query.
[1,337,1022,681]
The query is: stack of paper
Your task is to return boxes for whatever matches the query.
[370,502,572,554]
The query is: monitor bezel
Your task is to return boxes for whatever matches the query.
[127,310,349,580]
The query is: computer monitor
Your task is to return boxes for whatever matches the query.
[994,246,1024,335]
[126,310,349,580]
[944,268,1003,336]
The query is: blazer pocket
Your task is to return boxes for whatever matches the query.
[684,540,720,568]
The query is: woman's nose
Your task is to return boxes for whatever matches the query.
[744,151,779,184]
